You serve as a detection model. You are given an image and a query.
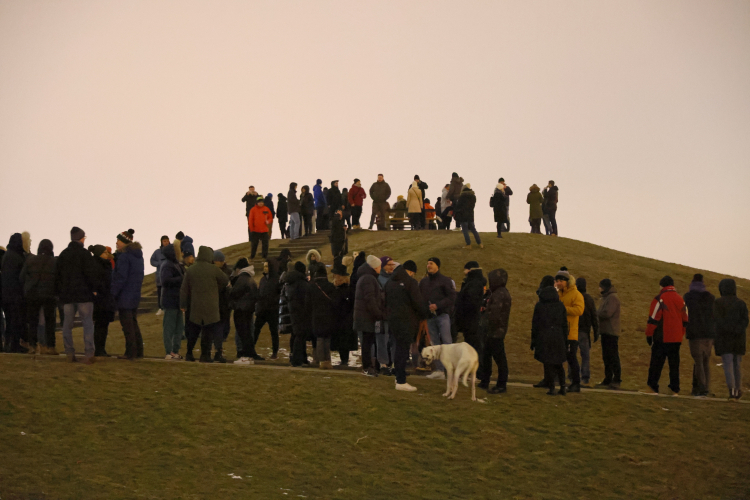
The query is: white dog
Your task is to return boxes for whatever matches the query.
[421,343,479,401]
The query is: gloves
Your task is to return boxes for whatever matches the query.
[646,336,653,346]
[594,333,600,343]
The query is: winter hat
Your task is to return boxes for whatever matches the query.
[380,256,392,268]
[267,193,272,198]
[293,261,307,274]
[316,179,322,185]
[539,275,555,289]
[88,244,105,257]
[70,226,86,241]
[397,195,404,200]
[452,172,458,178]
[256,195,264,202]
[213,250,225,262]
[403,260,417,273]
[599,279,612,292]
[692,274,704,282]
[332,263,349,276]
[366,255,381,269]
[575,277,587,294]
[175,231,184,241]
[235,257,250,270]
[117,229,135,245]
[181,236,195,257]
[498,178,505,183]
[554,266,571,282]
[464,261,479,270]
[424,198,430,204]
[428,257,441,268]
[659,275,674,287]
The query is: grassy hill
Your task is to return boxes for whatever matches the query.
[2,231,749,499]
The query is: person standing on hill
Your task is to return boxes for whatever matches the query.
[285,261,310,366]
[276,193,289,239]
[21,239,57,355]
[159,243,184,360]
[327,180,343,215]
[229,257,261,364]
[331,262,358,367]
[242,186,259,241]
[150,235,170,315]
[490,181,507,238]
[341,187,352,228]
[596,279,622,388]
[313,179,325,230]
[264,194,276,239]
[414,175,429,229]
[554,267,584,393]
[682,274,716,396]
[88,245,115,357]
[440,184,454,230]
[112,229,145,360]
[300,185,315,236]
[348,179,367,229]
[287,182,301,240]
[213,251,233,349]
[330,210,348,266]
[478,268,512,394]
[306,266,337,369]
[354,255,384,376]
[447,172,464,205]
[542,181,559,236]
[419,257,456,380]
[369,174,392,231]
[645,276,688,395]
[527,185,544,234]
[2,233,28,353]
[574,278,599,387]
[406,179,424,230]
[455,261,487,364]
[255,258,281,360]
[454,184,483,249]
[498,178,513,231]
[376,256,397,374]
[713,279,748,400]
[532,281,569,396]
[248,196,273,260]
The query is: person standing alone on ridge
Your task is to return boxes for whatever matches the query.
[242,185,259,241]
[369,174,391,231]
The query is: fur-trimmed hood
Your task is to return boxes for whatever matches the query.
[306,249,322,265]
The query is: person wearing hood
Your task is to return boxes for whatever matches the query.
[490,181,508,238]
[354,255,385,376]
[341,187,352,228]
[683,274,716,396]
[2,233,29,353]
[254,258,281,359]
[386,261,429,391]
[597,279,621,389]
[306,249,323,278]
[86,244,115,357]
[331,262,358,367]
[348,179,367,229]
[300,185,315,236]
[454,184,483,249]
[288,182,302,240]
[406,179,424,230]
[180,235,195,267]
[498,178,513,232]
[533,275,557,388]
[419,257,456,380]
[713,279,748,399]
[285,261,310,366]
[375,256,397,374]
[542,181,559,236]
[264,193,276,239]
[645,276,688,395]
[527,185,544,234]
[214,250,233,346]
[306,266,337,369]
[330,210,348,266]
[532,282,569,395]
[574,277,599,387]
[159,243,185,360]
[313,179,325,230]
[249,196,273,260]
[229,257,262,364]
[478,268,512,393]
[455,261,487,369]
[150,235,170,315]
[180,245,230,362]
[277,193,289,239]
[391,195,407,230]
[242,185,260,241]
[21,239,57,354]
[369,174,392,231]
[112,229,145,360]
[440,184,454,230]
[554,267,585,392]
[446,173,464,205]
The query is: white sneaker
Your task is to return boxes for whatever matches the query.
[233,357,254,365]
[396,383,417,392]
[426,371,446,380]
[164,354,173,360]
[156,309,163,316]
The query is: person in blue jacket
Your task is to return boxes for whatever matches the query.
[150,235,170,314]
[112,229,145,360]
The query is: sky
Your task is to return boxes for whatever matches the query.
[1,0,749,278]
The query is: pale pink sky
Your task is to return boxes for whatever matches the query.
[1,1,748,278]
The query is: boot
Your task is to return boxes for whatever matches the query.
[185,351,196,362]
[67,354,77,363]
[214,352,227,363]
[558,385,567,396]
[533,379,549,388]
[567,383,581,393]
[199,352,213,363]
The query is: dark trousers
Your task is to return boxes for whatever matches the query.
[254,309,279,354]
[690,339,713,394]
[339,350,350,365]
[647,340,681,393]
[481,337,508,388]
[408,213,422,230]
[248,228,253,242]
[544,363,566,390]
[303,214,313,236]
[250,232,269,259]
[601,334,621,383]
[26,299,56,348]
[278,219,288,239]
[394,340,410,384]
[566,340,580,385]
[234,309,258,358]
[360,331,376,369]
[119,309,143,359]
[352,206,363,226]
[548,208,558,235]
[93,311,111,355]
[531,218,542,234]
[156,286,162,309]
[291,328,308,366]
[496,221,504,237]
[3,300,26,351]
[186,320,222,358]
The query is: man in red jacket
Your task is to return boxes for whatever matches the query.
[347,178,367,229]
[248,196,273,260]
[645,275,689,394]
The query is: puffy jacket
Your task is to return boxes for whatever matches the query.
[558,283,585,341]
[543,185,559,211]
[597,287,621,336]
[348,184,366,207]
[454,268,486,335]
[111,242,145,310]
[369,180,391,204]
[229,267,259,311]
[331,281,358,352]
[306,276,337,338]
[406,181,423,214]
[419,271,456,317]
[92,256,116,316]
[248,204,273,233]
[353,264,384,332]
[683,282,715,340]
[284,269,310,338]
[277,194,289,221]
[385,266,428,346]
[532,286,568,364]
[527,185,544,219]
[484,269,512,340]
[327,183,343,211]
[313,182,326,208]
[180,246,229,325]
[713,279,748,356]
[256,259,281,315]
[159,244,184,310]
[453,187,477,224]
[55,241,101,304]
[300,190,315,217]
[21,254,57,301]
[150,247,167,286]
[447,176,464,203]
[646,286,688,343]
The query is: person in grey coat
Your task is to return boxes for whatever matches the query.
[596,279,621,389]
[150,235,170,313]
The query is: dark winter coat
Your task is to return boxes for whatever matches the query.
[264,195,276,218]
[490,189,508,223]
[483,269,511,340]
[287,188,301,214]
[284,269,309,338]
[454,268,486,335]
[327,184,342,211]
[597,287,621,336]
[453,187,477,224]
[242,191,259,216]
[447,176,464,204]
[531,286,569,364]
[1,234,26,304]
[369,180,391,204]
[229,268,259,312]
[575,279,599,342]
[150,246,167,286]
[543,185,559,211]
[330,214,346,245]
[385,266,428,346]
[306,276,337,338]
[527,186,544,219]
[159,244,184,310]
[353,264,384,332]
[111,242,145,310]
[331,281,358,352]
[683,282,716,340]
[21,254,57,301]
[418,271,456,316]
[256,259,281,315]
[277,194,289,222]
[180,246,230,325]
[300,191,315,217]
[92,256,116,320]
[713,279,748,356]
[55,241,101,304]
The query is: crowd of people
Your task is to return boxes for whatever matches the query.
[1,225,747,399]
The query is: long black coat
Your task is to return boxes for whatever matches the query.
[91,256,115,319]
[284,269,310,338]
[453,188,477,224]
[490,189,507,223]
[455,268,486,335]
[55,241,101,305]
[331,282,358,352]
[353,264,383,333]
[159,244,184,310]
[531,286,569,364]
[483,269,511,340]
[327,184,342,211]
[256,259,281,315]
[1,234,26,304]
[385,266,428,346]
[301,191,315,217]
[277,194,289,222]
[714,279,748,356]
[21,253,57,301]
[306,277,337,338]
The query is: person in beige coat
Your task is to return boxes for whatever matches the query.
[406,180,423,230]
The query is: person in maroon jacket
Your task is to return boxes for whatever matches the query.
[645,276,689,394]
[348,179,367,229]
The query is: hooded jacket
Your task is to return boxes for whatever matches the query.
[1,233,26,303]
[527,185,544,219]
[21,252,57,301]
[306,274,337,338]
[385,265,428,346]
[331,279,358,352]
[284,269,310,338]
[150,246,167,286]
[256,259,281,315]
[306,249,323,277]
[348,184,366,207]
[369,180,391,204]
[111,242,145,310]
[575,278,599,342]
[55,240,101,304]
[490,187,508,223]
[300,188,315,217]
[558,281,585,341]
[447,176,464,204]
[277,194,289,221]
[683,281,715,340]
[406,181,423,214]
[713,279,748,356]
[597,286,621,336]
[353,263,384,332]
[330,213,347,245]
[180,246,229,325]
[92,254,116,315]
[543,185,559,211]
[532,286,568,364]
[159,244,184,310]
[483,269,512,340]
[453,186,477,224]
[264,194,275,218]
[313,182,325,209]
[419,271,456,316]
[454,268,487,335]
[229,266,258,311]
[646,286,688,343]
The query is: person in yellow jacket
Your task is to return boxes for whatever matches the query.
[555,267,585,392]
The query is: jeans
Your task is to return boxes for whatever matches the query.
[62,302,95,357]
[542,214,552,235]
[578,332,591,382]
[689,339,714,394]
[250,232,269,259]
[289,212,301,240]
[647,341,681,393]
[352,206,363,226]
[721,353,743,393]
[162,308,184,355]
[460,222,481,245]
[601,334,622,383]
[254,309,279,355]
[234,309,258,358]
[394,340,411,384]
[548,208,558,235]
[427,314,452,372]
[566,340,580,385]
[27,299,56,348]
[375,322,394,367]
[119,309,144,359]
[481,337,508,388]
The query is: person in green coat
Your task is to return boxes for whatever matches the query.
[180,246,230,363]
[526,184,544,234]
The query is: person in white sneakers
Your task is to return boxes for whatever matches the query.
[385,260,429,392]
[228,257,260,365]
[150,235,170,316]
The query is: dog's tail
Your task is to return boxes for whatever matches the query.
[462,360,479,387]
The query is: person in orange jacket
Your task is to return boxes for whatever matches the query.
[248,196,273,260]
[645,275,689,395]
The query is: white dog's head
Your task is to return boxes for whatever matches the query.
[421,346,439,365]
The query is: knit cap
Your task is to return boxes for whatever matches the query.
[88,244,106,257]
[235,257,250,270]
[117,229,135,245]
[294,261,307,274]
[403,260,417,273]
[366,255,381,269]
[599,279,612,292]
[175,231,184,240]
[70,226,86,241]
[213,250,225,262]
[660,275,674,287]
[464,261,479,270]
[428,257,441,268]
[380,256,392,268]
[692,274,703,282]
[554,267,571,282]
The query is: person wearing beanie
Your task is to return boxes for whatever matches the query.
[20,239,57,354]
[527,185,544,234]
[179,235,195,267]
[490,182,508,238]
[276,193,289,239]
[454,184,483,249]
[403,260,417,274]
[683,273,716,396]
[455,261,487,373]
[150,235,171,317]
[229,257,261,365]
[645,276,688,394]
[532,275,569,395]
[714,279,748,400]
[479,268,512,394]
[369,174,392,231]
[418,257,457,378]
[249,197,274,260]
[597,278,622,389]
[498,178,513,232]
[553,267,585,392]
[111,229,145,360]
[348,178,367,229]
[54,227,101,363]
[160,242,185,360]
[574,277,599,387]
[354,255,385,376]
